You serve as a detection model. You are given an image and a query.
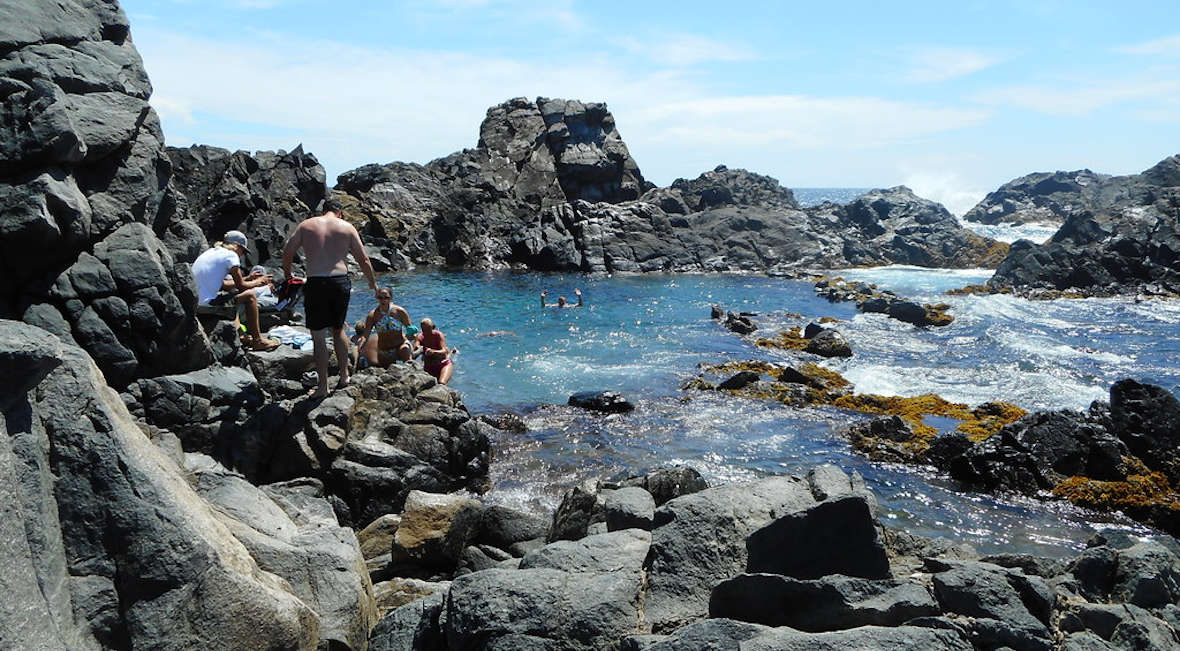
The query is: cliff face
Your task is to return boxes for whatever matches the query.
[0,0,211,389]
[166,145,328,269]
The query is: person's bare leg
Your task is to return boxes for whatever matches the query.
[238,291,278,349]
[364,335,382,367]
[438,361,454,385]
[310,328,331,397]
[332,327,351,389]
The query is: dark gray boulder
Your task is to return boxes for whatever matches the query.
[549,480,604,542]
[568,390,635,413]
[944,409,1128,492]
[745,495,891,580]
[476,504,549,552]
[442,568,643,650]
[717,370,761,390]
[804,328,852,358]
[710,573,939,631]
[930,559,1054,650]
[1109,378,1180,485]
[636,618,972,650]
[644,475,819,632]
[603,486,655,531]
[367,591,445,651]
[520,528,650,574]
[609,466,708,507]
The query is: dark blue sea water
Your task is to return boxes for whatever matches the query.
[344,235,1180,556]
[791,187,871,207]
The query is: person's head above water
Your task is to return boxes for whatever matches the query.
[420,317,435,333]
[557,296,567,307]
[376,288,392,303]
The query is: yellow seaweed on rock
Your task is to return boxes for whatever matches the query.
[1052,471,1180,513]
[754,326,809,351]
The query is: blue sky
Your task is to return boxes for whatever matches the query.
[121,0,1180,214]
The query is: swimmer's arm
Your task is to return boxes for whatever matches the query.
[575,288,583,307]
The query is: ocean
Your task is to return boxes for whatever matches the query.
[345,224,1179,557]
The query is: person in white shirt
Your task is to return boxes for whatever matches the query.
[191,230,280,351]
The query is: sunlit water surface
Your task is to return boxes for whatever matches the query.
[345,238,1179,557]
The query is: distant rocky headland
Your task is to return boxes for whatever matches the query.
[3,1,1180,650]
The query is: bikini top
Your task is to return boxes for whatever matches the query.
[372,310,402,335]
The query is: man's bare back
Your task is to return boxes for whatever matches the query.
[286,213,366,277]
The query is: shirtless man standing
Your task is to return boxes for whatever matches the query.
[282,197,377,397]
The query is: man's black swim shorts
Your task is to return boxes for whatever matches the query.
[304,275,351,330]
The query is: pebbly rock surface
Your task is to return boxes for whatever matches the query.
[166,144,328,269]
[0,0,216,390]
[985,154,1180,297]
[964,169,1111,225]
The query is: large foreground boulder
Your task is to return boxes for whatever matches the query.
[0,319,320,649]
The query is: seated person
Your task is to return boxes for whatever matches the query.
[360,288,412,367]
[540,288,583,308]
[192,230,279,351]
[414,318,454,385]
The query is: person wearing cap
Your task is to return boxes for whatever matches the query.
[282,197,378,397]
[191,230,280,351]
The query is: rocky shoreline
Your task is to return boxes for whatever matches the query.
[3,1,1180,649]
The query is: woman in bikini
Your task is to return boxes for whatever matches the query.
[414,318,454,385]
[359,288,412,368]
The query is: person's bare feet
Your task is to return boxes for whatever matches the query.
[248,337,282,351]
[334,374,350,390]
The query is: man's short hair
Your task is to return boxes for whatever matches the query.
[321,197,343,213]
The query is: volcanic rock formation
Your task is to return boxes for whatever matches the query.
[986,155,1180,296]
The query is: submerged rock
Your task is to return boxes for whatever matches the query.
[568,390,635,413]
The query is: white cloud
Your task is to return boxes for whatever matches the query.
[628,96,990,150]
[615,33,756,67]
[973,77,1180,115]
[1115,34,1180,56]
[901,46,1001,83]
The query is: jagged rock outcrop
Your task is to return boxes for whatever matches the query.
[964,169,1110,225]
[829,186,1010,268]
[1,0,213,389]
[332,97,1004,273]
[333,96,649,269]
[984,155,1180,296]
[166,144,328,268]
